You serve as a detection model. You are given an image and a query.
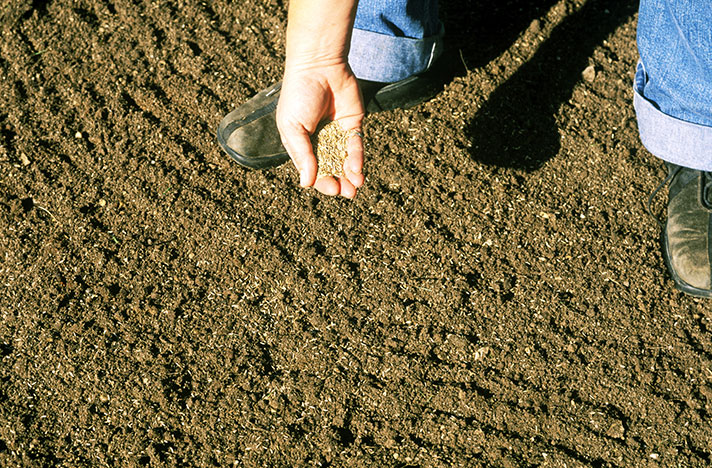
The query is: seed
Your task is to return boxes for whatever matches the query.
[310,120,359,178]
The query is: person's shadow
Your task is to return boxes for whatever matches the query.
[439,0,638,171]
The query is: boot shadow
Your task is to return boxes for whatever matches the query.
[459,0,638,170]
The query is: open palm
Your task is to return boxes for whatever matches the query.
[277,62,365,198]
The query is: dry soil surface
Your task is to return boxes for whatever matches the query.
[1,0,712,467]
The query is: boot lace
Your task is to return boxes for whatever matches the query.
[646,166,681,228]
[647,167,712,227]
[702,171,712,210]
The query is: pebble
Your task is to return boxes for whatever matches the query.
[473,346,490,361]
[20,153,30,166]
[98,199,106,207]
[582,65,596,82]
[606,420,625,439]
[75,131,82,139]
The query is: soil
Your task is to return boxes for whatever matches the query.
[1,0,712,467]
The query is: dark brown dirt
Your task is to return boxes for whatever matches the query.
[1,0,712,467]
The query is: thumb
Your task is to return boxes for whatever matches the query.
[279,123,318,187]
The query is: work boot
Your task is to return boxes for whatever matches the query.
[216,58,451,170]
[662,163,712,297]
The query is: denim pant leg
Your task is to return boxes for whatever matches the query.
[635,0,712,171]
[348,0,444,82]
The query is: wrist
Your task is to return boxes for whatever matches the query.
[284,0,358,70]
[284,55,350,78]
[285,51,347,73]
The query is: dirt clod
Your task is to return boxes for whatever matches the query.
[606,420,625,439]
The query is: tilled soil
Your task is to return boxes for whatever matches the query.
[1,0,712,467]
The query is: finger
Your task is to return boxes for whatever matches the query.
[313,176,340,196]
[344,129,365,188]
[345,170,365,190]
[280,125,317,187]
[338,176,356,199]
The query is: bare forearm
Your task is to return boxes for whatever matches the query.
[278,0,365,197]
[285,0,359,69]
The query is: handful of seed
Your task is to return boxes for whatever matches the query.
[310,120,360,178]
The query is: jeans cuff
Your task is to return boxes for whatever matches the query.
[634,62,712,171]
[348,26,444,82]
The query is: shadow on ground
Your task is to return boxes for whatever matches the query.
[440,0,560,70]
[442,0,638,171]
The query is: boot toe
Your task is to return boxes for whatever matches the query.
[663,165,712,297]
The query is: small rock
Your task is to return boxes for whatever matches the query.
[20,153,30,166]
[606,420,625,439]
[473,346,490,361]
[75,131,82,139]
[98,199,107,207]
[582,65,596,82]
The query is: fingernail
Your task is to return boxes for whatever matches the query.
[299,172,309,187]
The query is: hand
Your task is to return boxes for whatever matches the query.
[276,61,365,198]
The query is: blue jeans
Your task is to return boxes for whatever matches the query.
[348,0,443,82]
[350,0,712,171]
[635,0,712,171]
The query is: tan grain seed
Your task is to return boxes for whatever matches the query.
[310,120,359,178]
